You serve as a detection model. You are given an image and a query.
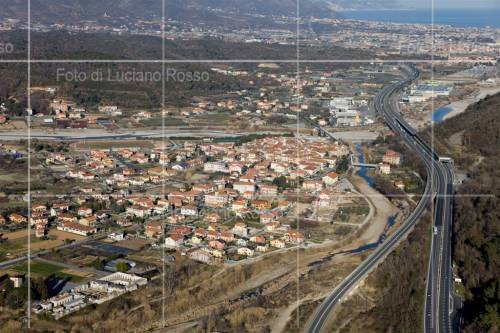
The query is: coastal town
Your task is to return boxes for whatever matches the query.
[0,1,499,332]
[2,8,499,62]
[0,89,413,320]
[0,58,497,324]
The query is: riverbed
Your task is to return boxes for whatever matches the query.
[352,144,399,253]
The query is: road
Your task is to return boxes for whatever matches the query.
[306,65,455,333]
[0,128,289,141]
[425,160,455,333]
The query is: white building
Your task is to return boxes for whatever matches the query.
[108,232,125,241]
[180,205,198,216]
[379,163,391,175]
[204,162,228,173]
[233,181,255,193]
[98,272,147,288]
[57,221,96,236]
[165,234,184,248]
[322,172,339,186]
[237,247,254,257]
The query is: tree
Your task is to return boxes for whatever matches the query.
[336,155,350,173]
[91,258,105,270]
[267,115,287,125]
[116,262,129,273]
[272,176,287,190]
[31,277,48,301]
[0,279,47,309]
[5,286,27,309]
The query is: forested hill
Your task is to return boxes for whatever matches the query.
[0,30,373,113]
[433,92,500,333]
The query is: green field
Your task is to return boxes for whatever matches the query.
[0,236,49,252]
[12,261,85,282]
[140,117,186,127]
[195,112,233,125]
[0,239,25,259]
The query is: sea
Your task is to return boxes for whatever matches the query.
[341,8,500,28]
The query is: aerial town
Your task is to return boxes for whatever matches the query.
[0,1,499,332]
[2,7,499,62]
[0,55,497,332]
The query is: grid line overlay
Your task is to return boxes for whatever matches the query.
[161,0,167,327]
[296,0,301,328]
[429,3,437,332]
[431,0,435,232]
[11,1,495,331]
[0,59,490,64]
[27,0,32,328]
[11,193,496,199]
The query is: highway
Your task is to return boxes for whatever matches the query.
[425,159,455,333]
[306,65,455,333]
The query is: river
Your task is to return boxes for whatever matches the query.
[432,86,500,124]
[352,143,397,253]
[432,105,454,123]
[355,143,375,187]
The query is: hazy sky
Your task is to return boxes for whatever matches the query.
[402,0,500,8]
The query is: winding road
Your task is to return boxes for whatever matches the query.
[306,65,455,333]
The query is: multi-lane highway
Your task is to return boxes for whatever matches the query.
[306,65,455,333]
[425,159,455,333]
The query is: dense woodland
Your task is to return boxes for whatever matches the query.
[431,92,500,333]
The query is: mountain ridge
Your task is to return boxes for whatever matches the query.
[0,0,403,26]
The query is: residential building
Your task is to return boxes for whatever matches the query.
[189,249,213,264]
[233,181,255,194]
[57,221,96,236]
[379,163,391,175]
[284,230,305,244]
[9,213,27,224]
[180,205,198,216]
[231,223,248,237]
[322,172,339,186]
[237,247,254,257]
[270,239,286,248]
[383,150,401,166]
[204,162,228,173]
[145,220,164,238]
[165,234,184,248]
